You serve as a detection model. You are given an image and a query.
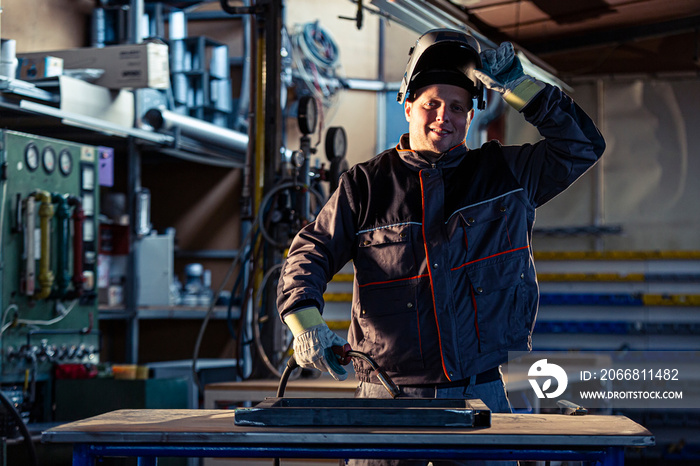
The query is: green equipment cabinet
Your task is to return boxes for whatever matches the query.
[0,130,104,417]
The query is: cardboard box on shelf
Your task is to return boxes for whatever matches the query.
[17,41,170,89]
[17,55,63,80]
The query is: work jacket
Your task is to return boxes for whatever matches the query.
[277,84,605,385]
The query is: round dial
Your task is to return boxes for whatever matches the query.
[25,143,39,171]
[325,126,347,161]
[297,95,317,135]
[42,146,56,173]
[59,149,73,176]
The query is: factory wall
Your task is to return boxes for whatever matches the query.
[2,0,93,53]
[509,77,700,251]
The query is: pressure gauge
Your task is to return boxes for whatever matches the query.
[42,146,56,173]
[325,127,347,161]
[297,95,317,135]
[25,143,39,171]
[59,149,73,176]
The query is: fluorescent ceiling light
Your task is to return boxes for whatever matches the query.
[368,0,570,90]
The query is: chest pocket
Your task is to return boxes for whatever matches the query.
[355,224,417,286]
[458,202,514,261]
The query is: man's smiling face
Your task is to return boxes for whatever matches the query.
[405,83,474,159]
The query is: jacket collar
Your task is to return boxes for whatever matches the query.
[396,133,468,170]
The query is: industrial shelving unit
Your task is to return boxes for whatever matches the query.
[170,36,233,126]
[0,76,246,362]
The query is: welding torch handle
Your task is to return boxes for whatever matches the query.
[278,346,401,399]
[346,350,401,398]
[332,346,401,398]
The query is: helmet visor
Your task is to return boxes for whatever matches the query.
[398,29,483,105]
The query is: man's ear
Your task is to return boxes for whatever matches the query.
[466,108,474,126]
[404,100,412,122]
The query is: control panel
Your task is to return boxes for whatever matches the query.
[0,130,103,385]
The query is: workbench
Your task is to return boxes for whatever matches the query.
[41,409,654,465]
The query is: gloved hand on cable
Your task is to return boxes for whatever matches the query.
[284,306,349,381]
[473,42,546,112]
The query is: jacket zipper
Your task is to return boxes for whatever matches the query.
[463,213,481,353]
[419,168,451,381]
[470,285,481,352]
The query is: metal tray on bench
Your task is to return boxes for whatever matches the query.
[234,397,491,427]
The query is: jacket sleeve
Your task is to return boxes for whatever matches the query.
[276,174,358,320]
[502,83,606,207]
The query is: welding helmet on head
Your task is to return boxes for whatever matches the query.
[397,28,484,109]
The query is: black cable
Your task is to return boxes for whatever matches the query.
[252,263,290,378]
[237,235,262,381]
[276,354,299,398]
[219,0,259,15]
[236,271,255,381]
[235,305,248,381]
[191,219,259,394]
[272,355,301,466]
[257,181,325,249]
[0,390,37,466]
[225,233,255,342]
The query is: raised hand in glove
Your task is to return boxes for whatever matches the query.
[473,42,545,112]
[284,306,349,381]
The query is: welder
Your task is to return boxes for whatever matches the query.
[277,28,605,465]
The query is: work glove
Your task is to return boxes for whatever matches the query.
[283,306,349,381]
[473,42,546,112]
